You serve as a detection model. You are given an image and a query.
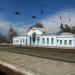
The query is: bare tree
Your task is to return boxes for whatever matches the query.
[71,26,75,33]
[29,23,44,30]
[8,25,18,43]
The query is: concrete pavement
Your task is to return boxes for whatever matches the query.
[0,51,75,75]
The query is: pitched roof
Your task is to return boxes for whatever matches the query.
[37,28,47,32]
[59,32,73,35]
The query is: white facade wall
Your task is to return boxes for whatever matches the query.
[13,37,20,45]
[56,35,75,47]
[41,35,57,47]
[27,28,43,36]
[34,36,42,46]
[13,36,30,46]
[26,36,42,46]
[20,36,27,45]
[13,35,75,48]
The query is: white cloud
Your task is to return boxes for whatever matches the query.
[0,21,11,35]
[0,20,30,36]
[16,25,30,36]
[1,9,75,36]
[40,9,75,33]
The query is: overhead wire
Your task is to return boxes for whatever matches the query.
[30,0,61,11]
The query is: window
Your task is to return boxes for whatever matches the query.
[20,39,22,43]
[51,38,54,44]
[69,40,72,45]
[26,39,27,45]
[37,37,40,43]
[14,40,15,43]
[47,38,49,44]
[23,38,25,43]
[60,40,62,44]
[64,40,67,45]
[57,39,59,42]
[16,40,19,43]
[43,38,45,44]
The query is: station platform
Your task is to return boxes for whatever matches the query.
[0,51,75,75]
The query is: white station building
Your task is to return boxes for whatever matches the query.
[13,27,75,48]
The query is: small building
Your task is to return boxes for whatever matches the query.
[13,27,75,48]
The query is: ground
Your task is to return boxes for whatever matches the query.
[0,46,75,62]
[0,50,75,75]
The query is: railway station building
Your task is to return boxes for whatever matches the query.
[13,27,75,48]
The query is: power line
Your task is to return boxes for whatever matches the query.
[30,0,61,11]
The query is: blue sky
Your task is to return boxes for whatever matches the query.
[0,0,75,25]
[0,0,75,35]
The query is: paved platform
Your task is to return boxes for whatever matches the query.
[0,51,75,75]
